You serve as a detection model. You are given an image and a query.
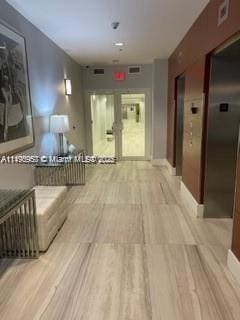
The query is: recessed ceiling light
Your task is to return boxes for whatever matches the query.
[115,42,124,46]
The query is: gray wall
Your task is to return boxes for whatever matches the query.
[0,0,85,189]
[82,64,153,156]
[83,64,153,91]
[83,62,168,160]
[152,59,168,160]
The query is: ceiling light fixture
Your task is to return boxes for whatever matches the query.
[115,42,124,47]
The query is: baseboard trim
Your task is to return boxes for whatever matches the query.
[180,181,204,218]
[165,160,176,176]
[227,250,240,285]
[151,159,167,166]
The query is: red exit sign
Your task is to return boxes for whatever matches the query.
[114,71,126,81]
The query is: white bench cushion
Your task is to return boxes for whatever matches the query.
[34,186,67,199]
[33,186,68,251]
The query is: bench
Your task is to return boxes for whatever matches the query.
[33,186,68,252]
[0,189,39,258]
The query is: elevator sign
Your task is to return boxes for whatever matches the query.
[114,71,126,81]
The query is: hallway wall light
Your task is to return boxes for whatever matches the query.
[115,42,124,46]
[64,79,72,95]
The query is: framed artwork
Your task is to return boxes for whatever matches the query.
[0,21,34,155]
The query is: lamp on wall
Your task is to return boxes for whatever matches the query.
[50,115,70,155]
[64,78,72,95]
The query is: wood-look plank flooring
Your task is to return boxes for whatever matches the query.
[1,161,240,319]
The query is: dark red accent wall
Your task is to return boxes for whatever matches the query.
[182,58,206,203]
[168,0,240,164]
[167,0,240,259]
[167,0,240,184]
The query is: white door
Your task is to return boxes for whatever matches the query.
[119,93,147,160]
[90,93,116,157]
[89,90,150,160]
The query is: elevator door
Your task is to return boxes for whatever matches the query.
[204,39,240,218]
[176,75,185,176]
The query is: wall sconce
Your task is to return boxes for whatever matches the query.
[64,79,72,95]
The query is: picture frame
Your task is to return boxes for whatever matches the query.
[0,20,34,156]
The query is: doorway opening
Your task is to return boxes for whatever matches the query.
[89,90,150,160]
[121,94,145,158]
[204,37,240,218]
[175,75,185,176]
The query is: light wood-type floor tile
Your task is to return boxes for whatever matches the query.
[95,204,144,244]
[142,204,195,245]
[35,244,152,320]
[55,204,104,243]
[0,161,239,320]
[147,244,240,320]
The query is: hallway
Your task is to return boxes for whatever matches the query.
[0,162,240,320]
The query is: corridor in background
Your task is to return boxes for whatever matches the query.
[121,94,145,158]
[90,92,147,160]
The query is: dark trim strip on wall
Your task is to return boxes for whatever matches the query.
[200,52,212,203]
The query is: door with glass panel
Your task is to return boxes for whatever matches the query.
[90,94,116,157]
[90,92,147,160]
[120,93,146,159]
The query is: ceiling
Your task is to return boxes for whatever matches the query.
[7,0,209,66]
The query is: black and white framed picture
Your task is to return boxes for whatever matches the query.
[0,21,34,155]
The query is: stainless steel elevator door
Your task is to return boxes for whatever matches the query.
[176,75,185,176]
[204,39,240,218]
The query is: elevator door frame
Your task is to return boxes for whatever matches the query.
[86,88,151,161]
[175,75,185,176]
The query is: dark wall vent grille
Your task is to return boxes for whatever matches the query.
[129,66,141,74]
[93,68,105,75]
